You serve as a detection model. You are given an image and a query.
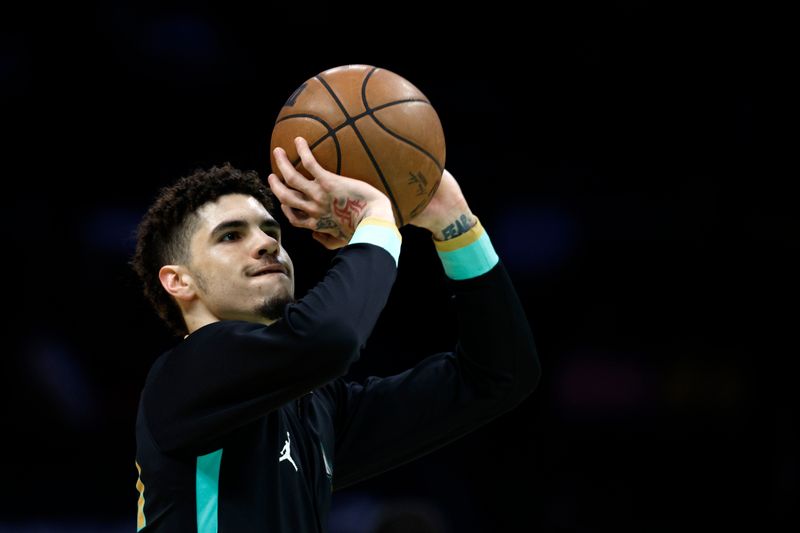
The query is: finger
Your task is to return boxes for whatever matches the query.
[294,137,332,183]
[312,231,347,250]
[273,149,319,198]
[280,203,317,231]
[273,146,309,185]
[268,173,320,216]
[311,231,333,249]
[268,173,316,212]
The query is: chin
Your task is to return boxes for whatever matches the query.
[257,291,295,321]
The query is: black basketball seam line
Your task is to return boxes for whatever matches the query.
[276,100,435,170]
[277,99,431,136]
[348,121,404,226]
[315,75,353,120]
[277,76,435,222]
[274,113,342,174]
[325,100,433,140]
[365,114,444,174]
[319,134,343,175]
[275,113,331,125]
[370,98,431,113]
[361,69,444,173]
[317,70,404,225]
[315,76,368,182]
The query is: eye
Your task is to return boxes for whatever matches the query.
[220,231,241,242]
[262,227,281,241]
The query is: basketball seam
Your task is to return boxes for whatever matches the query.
[275,113,342,174]
[366,111,444,173]
[362,68,444,173]
[316,72,404,225]
[370,98,431,113]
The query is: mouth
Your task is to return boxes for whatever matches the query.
[249,264,288,277]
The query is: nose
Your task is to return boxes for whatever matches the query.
[253,231,280,258]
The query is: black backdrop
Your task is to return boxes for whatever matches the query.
[2,2,794,532]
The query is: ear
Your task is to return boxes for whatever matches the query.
[158,265,196,302]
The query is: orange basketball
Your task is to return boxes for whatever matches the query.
[269,64,446,226]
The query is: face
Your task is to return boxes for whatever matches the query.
[184,194,295,324]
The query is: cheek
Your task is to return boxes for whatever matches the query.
[280,249,294,275]
[199,261,239,296]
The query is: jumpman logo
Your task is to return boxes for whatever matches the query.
[279,431,298,471]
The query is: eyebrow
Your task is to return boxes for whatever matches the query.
[210,218,282,238]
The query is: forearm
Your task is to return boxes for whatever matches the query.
[293,220,401,350]
[439,221,540,400]
[333,245,539,486]
[423,204,477,242]
[332,221,539,486]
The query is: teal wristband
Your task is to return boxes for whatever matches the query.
[436,230,499,280]
[350,223,401,266]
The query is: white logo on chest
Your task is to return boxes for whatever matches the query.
[279,431,298,471]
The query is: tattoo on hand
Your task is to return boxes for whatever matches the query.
[316,216,338,231]
[442,214,472,240]
[332,197,366,230]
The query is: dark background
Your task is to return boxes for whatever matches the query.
[1,2,794,532]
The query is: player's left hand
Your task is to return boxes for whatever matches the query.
[408,169,477,240]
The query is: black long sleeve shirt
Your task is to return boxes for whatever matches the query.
[134,242,539,532]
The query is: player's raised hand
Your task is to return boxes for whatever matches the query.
[408,169,477,240]
[269,137,395,246]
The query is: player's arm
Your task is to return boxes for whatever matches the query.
[330,170,541,489]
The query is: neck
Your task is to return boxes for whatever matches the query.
[183,306,275,335]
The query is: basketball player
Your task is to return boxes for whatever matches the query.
[131,136,540,531]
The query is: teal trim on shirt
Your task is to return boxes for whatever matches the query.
[349,224,402,266]
[436,230,499,280]
[196,449,223,533]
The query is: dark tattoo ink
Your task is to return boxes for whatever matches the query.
[409,177,441,219]
[442,214,471,240]
[316,216,337,230]
[408,171,428,196]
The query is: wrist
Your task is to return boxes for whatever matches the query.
[350,214,402,266]
[361,198,395,227]
[429,211,477,241]
[434,218,499,279]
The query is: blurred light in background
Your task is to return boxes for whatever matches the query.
[80,207,142,255]
[554,348,655,419]
[141,14,219,68]
[329,492,449,533]
[328,492,382,533]
[26,338,98,430]
[0,523,128,532]
[492,203,580,277]
[0,33,29,88]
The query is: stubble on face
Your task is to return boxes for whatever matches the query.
[185,194,298,326]
[190,264,295,323]
[258,292,295,321]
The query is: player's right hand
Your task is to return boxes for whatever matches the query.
[268,137,395,244]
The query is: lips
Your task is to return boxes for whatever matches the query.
[249,264,288,277]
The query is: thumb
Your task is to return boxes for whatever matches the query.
[312,231,348,250]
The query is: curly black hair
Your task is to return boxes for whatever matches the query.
[131,162,275,336]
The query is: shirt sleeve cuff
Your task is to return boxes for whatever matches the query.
[434,218,499,280]
[349,216,402,266]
